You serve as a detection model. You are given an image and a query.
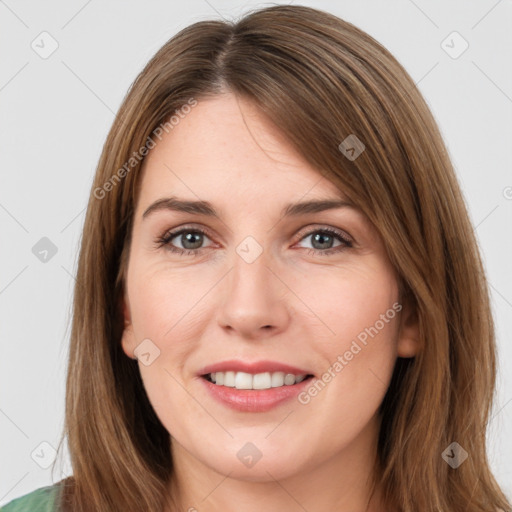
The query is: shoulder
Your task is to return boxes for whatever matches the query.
[0,483,61,512]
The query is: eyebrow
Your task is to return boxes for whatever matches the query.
[142,196,358,220]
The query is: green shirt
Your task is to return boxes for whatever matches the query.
[0,484,61,511]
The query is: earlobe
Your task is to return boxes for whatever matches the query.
[397,301,421,358]
[121,323,137,360]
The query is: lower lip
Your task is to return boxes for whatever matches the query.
[200,376,314,412]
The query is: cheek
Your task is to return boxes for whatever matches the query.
[128,265,205,342]
[294,263,400,407]
[127,269,202,433]
[127,268,204,412]
[290,260,399,344]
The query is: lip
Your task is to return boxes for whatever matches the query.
[197,359,315,413]
[200,374,314,412]
[197,359,313,377]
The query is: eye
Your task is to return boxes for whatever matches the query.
[154,226,213,256]
[295,227,353,256]
[154,225,353,256]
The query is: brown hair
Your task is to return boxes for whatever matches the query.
[52,4,511,511]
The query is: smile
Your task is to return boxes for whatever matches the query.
[204,371,311,389]
[200,373,315,412]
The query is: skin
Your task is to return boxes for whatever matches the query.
[121,92,420,512]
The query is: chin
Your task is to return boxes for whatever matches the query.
[210,455,305,483]
[194,437,311,482]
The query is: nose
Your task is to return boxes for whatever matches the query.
[216,246,291,340]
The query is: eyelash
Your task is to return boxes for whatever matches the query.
[154,225,353,257]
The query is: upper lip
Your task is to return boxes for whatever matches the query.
[198,359,314,376]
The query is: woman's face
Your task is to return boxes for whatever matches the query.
[121,92,418,482]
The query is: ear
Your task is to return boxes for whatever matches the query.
[120,295,137,360]
[396,299,420,358]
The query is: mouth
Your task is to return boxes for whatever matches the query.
[202,371,315,390]
[197,360,316,412]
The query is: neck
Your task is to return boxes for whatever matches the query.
[165,413,388,512]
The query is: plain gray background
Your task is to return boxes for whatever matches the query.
[1,0,511,505]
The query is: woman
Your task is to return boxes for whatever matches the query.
[3,4,510,512]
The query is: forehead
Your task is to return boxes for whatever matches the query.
[135,93,346,213]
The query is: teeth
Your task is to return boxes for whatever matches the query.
[208,371,308,390]
[224,371,236,387]
[271,371,285,387]
[235,372,253,389]
[253,372,271,389]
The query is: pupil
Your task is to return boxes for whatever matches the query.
[182,232,203,250]
[313,233,332,249]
